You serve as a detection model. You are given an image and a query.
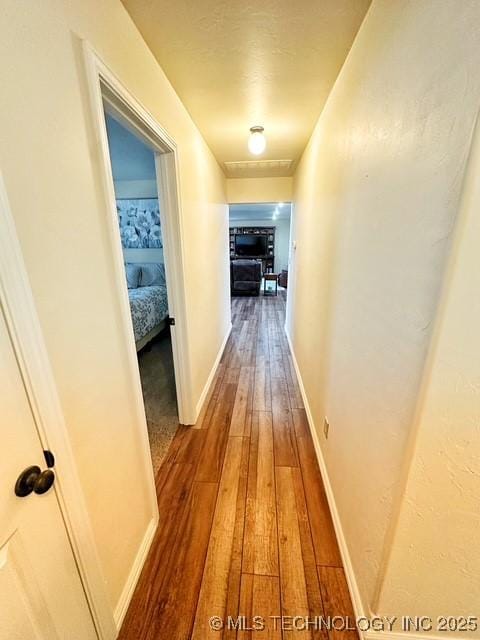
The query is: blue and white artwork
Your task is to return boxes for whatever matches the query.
[116,198,162,249]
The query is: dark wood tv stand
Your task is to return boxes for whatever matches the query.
[229,226,275,272]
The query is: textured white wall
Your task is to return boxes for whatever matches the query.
[288,0,480,615]
[227,177,293,203]
[376,115,480,629]
[0,0,228,611]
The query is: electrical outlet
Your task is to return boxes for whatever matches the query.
[323,417,330,439]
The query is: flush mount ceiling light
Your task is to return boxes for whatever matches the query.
[248,126,266,155]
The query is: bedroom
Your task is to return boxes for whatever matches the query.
[104,109,178,472]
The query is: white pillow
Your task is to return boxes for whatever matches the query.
[125,263,141,289]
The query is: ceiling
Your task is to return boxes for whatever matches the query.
[229,202,291,221]
[121,0,371,177]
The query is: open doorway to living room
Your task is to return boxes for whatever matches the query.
[229,202,292,298]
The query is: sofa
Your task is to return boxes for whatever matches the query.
[230,259,262,296]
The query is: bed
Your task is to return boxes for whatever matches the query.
[125,263,169,351]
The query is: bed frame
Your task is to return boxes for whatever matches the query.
[135,317,168,352]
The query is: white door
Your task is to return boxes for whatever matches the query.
[0,306,97,640]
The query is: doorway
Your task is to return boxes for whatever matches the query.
[0,172,104,638]
[229,202,292,299]
[0,304,97,640]
[103,109,178,473]
[83,46,196,506]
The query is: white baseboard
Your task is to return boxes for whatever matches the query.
[114,516,157,630]
[284,327,367,625]
[194,323,232,419]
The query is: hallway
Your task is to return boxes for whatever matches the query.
[119,292,356,639]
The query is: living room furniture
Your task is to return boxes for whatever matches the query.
[229,226,275,272]
[230,259,262,296]
[278,269,288,288]
[263,272,278,296]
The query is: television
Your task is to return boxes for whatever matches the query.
[235,234,267,256]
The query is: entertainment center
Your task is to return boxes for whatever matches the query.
[229,226,275,272]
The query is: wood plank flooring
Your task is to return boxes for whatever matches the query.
[119,292,356,640]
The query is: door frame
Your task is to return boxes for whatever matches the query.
[228,200,293,312]
[0,172,116,639]
[82,41,194,427]
[284,201,296,334]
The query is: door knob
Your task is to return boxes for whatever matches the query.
[15,465,55,497]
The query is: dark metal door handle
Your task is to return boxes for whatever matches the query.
[15,465,55,497]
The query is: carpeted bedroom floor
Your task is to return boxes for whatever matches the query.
[138,330,179,475]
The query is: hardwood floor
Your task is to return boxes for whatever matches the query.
[119,292,356,640]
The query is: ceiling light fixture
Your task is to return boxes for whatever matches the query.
[248,126,266,155]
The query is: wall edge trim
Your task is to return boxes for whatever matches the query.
[114,516,158,630]
[195,322,233,420]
